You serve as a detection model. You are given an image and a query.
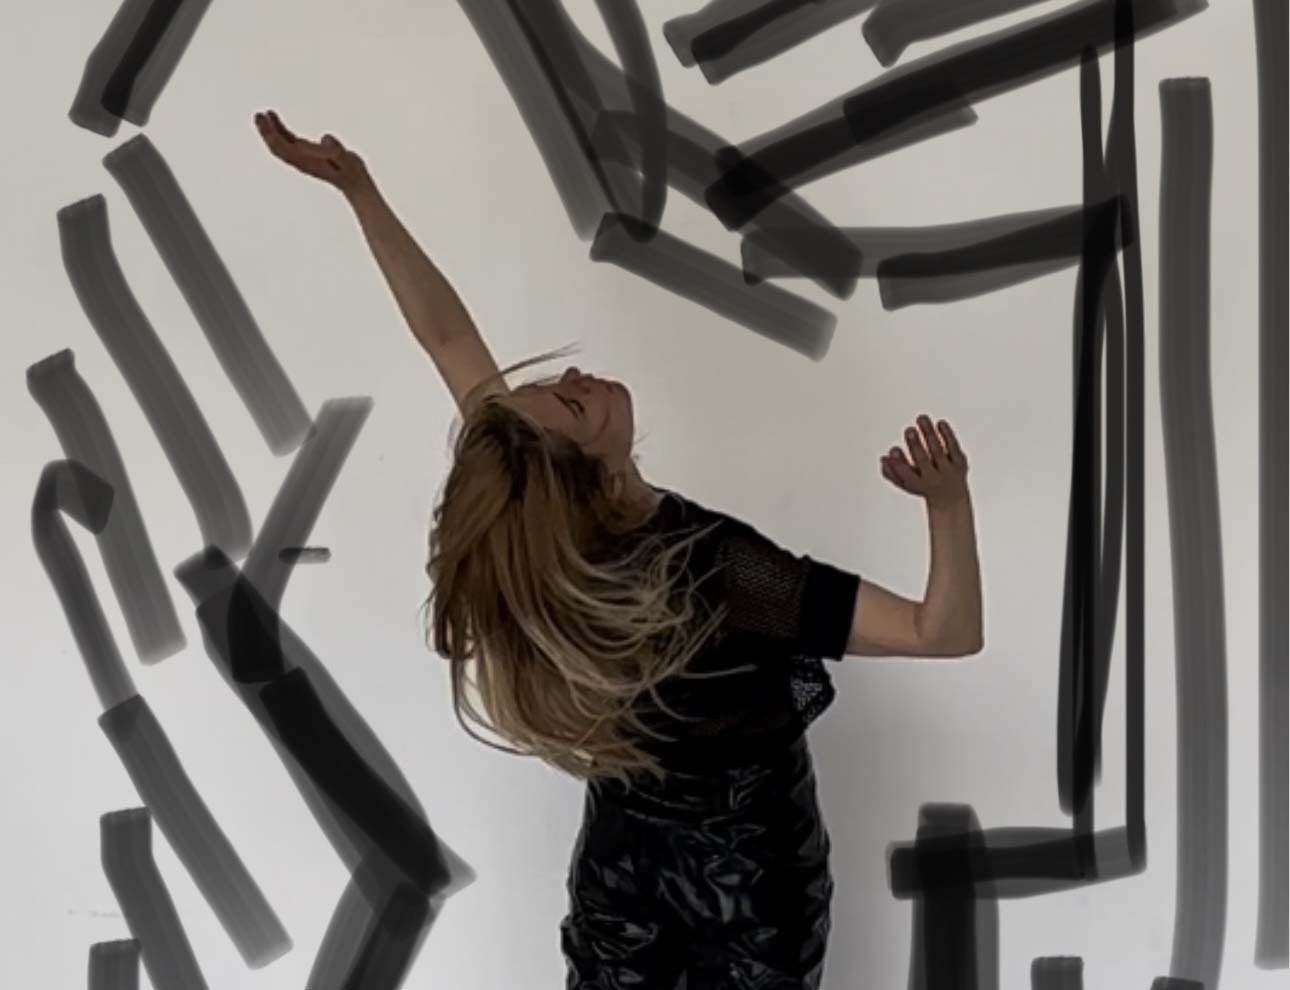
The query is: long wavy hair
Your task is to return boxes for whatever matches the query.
[419,342,733,789]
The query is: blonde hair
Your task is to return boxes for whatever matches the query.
[420,343,732,789]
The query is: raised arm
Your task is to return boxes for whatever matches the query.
[346,180,509,413]
[254,109,508,414]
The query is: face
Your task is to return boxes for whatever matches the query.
[505,366,636,471]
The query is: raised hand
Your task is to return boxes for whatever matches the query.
[253,109,372,197]
[881,415,970,508]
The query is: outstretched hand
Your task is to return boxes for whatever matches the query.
[881,415,970,508]
[253,109,372,197]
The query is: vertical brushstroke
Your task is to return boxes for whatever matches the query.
[1103,0,1150,871]
[590,0,667,238]
[1252,0,1290,969]
[100,808,209,990]
[906,807,998,990]
[663,0,877,85]
[99,695,292,968]
[103,135,313,457]
[27,351,184,664]
[88,939,141,990]
[31,459,138,710]
[1159,76,1227,990]
[58,196,254,563]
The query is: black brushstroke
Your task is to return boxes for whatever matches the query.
[177,544,473,987]
[101,808,208,990]
[1057,40,1120,839]
[706,0,1206,229]
[862,0,1053,68]
[590,212,836,359]
[459,0,911,301]
[739,200,1136,307]
[592,0,667,238]
[1252,0,1290,969]
[591,102,976,300]
[170,397,474,986]
[100,694,293,968]
[58,196,254,562]
[32,458,290,967]
[877,197,1131,308]
[104,135,314,457]
[279,546,331,564]
[69,0,212,135]
[31,459,137,710]
[1159,76,1227,990]
[881,14,1161,985]
[1104,0,1150,881]
[88,939,140,990]
[27,351,184,664]
[664,0,877,85]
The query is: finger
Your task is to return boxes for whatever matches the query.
[937,420,963,462]
[916,414,941,466]
[888,448,920,490]
[904,426,930,472]
[880,456,908,492]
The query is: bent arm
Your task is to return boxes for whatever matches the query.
[845,494,983,659]
[919,494,983,653]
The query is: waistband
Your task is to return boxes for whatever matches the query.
[586,730,816,825]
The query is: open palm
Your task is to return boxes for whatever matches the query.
[253,109,371,196]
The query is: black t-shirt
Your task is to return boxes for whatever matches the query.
[622,487,862,773]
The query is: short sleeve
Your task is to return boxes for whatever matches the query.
[715,519,862,660]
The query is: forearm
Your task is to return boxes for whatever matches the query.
[918,494,984,652]
[345,181,478,349]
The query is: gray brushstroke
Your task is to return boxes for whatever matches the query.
[88,939,140,990]
[590,213,836,359]
[459,0,960,300]
[1030,956,1082,990]
[68,0,214,135]
[863,0,1054,68]
[100,694,292,969]
[32,459,137,710]
[103,135,313,457]
[1252,0,1289,968]
[279,546,331,564]
[234,399,371,616]
[590,100,978,299]
[707,0,1206,229]
[1158,76,1227,990]
[663,0,877,85]
[58,195,254,563]
[171,398,473,983]
[27,350,184,664]
[101,808,209,990]
[740,199,1134,309]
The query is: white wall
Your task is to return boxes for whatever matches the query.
[1,0,1281,987]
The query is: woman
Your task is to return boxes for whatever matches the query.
[255,109,984,989]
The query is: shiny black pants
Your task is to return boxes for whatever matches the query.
[560,734,833,989]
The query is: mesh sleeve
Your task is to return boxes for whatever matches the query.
[715,520,862,660]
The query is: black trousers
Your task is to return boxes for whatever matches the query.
[560,733,833,989]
